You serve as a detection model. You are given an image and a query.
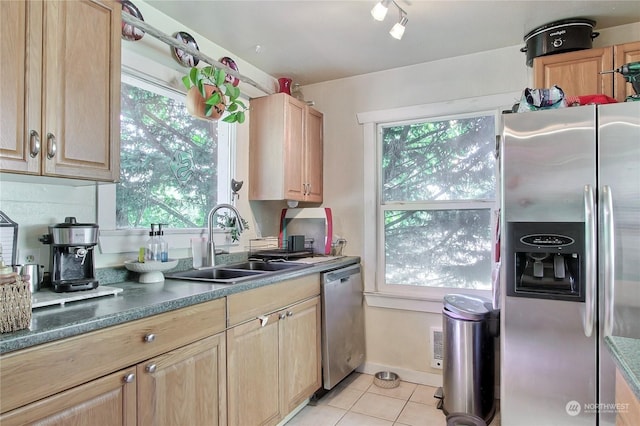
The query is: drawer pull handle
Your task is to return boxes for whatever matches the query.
[143,333,156,343]
[145,363,157,373]
[123,373,135,383]
[258,315,269,327]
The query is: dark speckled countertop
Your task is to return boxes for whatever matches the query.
[606,336,640,400]
[0,256,359,355]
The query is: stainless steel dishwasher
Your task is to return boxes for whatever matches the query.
[320,263,365,390]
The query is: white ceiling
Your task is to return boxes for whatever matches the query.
[147,1,640,85]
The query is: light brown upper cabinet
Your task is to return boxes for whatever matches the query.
[249,93,323,203]
[0,0,121,181]
[533,41,640,102]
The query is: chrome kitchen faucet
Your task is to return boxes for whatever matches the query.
[205,204,244,267]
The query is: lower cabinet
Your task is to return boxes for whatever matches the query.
[137,333,227,426]
[0,367,137,425]
[0,298,227,425]
[616,368,640,426]
[1,333,226,426]
[0,275,323,426]
[227,295,321,426]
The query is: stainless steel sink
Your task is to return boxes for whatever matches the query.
[223,261,308,272]
[165,261,310,284]
[166,268,264,284]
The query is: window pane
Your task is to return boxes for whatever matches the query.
[117,82,220,229]
[384,209,491,289]
[381,115,495,202]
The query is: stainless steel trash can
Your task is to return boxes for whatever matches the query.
[441,294,499,425]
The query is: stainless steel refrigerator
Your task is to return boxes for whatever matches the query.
[500,102,640,425]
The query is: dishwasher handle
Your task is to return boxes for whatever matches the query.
[323,264,361,284]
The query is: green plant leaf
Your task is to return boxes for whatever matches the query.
[237,111,246,123]
[189,67,199,85]
[202,66,214,80]
[227,103,238,112]
[182,75,191,89]
[205,103,213,117]
[196,81,206,97]
[205,92,222,105]
[215,69,226,87]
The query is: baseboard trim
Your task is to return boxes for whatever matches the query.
[357,362,443,388]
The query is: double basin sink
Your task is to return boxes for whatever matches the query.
[165,260,310,284]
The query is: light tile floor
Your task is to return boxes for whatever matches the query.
[286,373,501,426]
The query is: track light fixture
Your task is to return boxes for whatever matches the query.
[389,14,408,40]
[370,0,391,21]
[370,0,408,40]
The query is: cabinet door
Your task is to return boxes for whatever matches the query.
[227,312,282,426]
[0,367,136,426]
[0,0,41,174]
[533,47,614,97]
[284,96,306,200]
[280,296,322,414]
[42,0,120,180]
[616,368,640,426]
[137,333,227,426]
[304,108,323,202]
[614,41,640,102]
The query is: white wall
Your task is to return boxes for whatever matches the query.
[300,22,640,385]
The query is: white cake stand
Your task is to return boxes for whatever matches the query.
[124,259,179,283]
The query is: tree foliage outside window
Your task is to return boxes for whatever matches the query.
[380,115,496,289]
[117,81,223,229]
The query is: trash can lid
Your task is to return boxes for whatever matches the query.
[443,294,493,320]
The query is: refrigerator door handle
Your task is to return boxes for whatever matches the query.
[602,185,615,337]
[583,185,596,337]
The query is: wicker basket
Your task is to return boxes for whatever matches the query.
[1,276,32,333]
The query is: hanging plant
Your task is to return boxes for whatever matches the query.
[182,66,247,124]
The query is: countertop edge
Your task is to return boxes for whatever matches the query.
[605,335,640,400]
[1,257,359,354]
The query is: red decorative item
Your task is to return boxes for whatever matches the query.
[278,78,292,95]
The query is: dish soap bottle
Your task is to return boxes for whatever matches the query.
[157,224,169,262]
[146,224,159,262]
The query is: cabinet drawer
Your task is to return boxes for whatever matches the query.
[0,297,225,413]
[227,274,320,327]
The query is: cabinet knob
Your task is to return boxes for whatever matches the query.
[29,130,40,158]
[145,363,157,373]
[123,373,135,383]
[46,133,57,159]
[279,313,286,320]
[143,333,156,343]
[286,311,293,317]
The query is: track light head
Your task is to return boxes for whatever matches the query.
[371,0,391,21]
[389,15,408,40]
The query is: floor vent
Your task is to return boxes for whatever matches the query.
[431,327,443,369]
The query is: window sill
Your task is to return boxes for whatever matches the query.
[364,289,492,314]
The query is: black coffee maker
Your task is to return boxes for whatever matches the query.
[40,217,99,292]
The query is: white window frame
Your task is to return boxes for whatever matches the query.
[357,92,519,312]
[98,53,237,255]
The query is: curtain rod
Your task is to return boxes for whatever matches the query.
[121,11,276,96]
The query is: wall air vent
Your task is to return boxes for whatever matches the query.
[431,327,443,369]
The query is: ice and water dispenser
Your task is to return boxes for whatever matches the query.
[506,222,584,301]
